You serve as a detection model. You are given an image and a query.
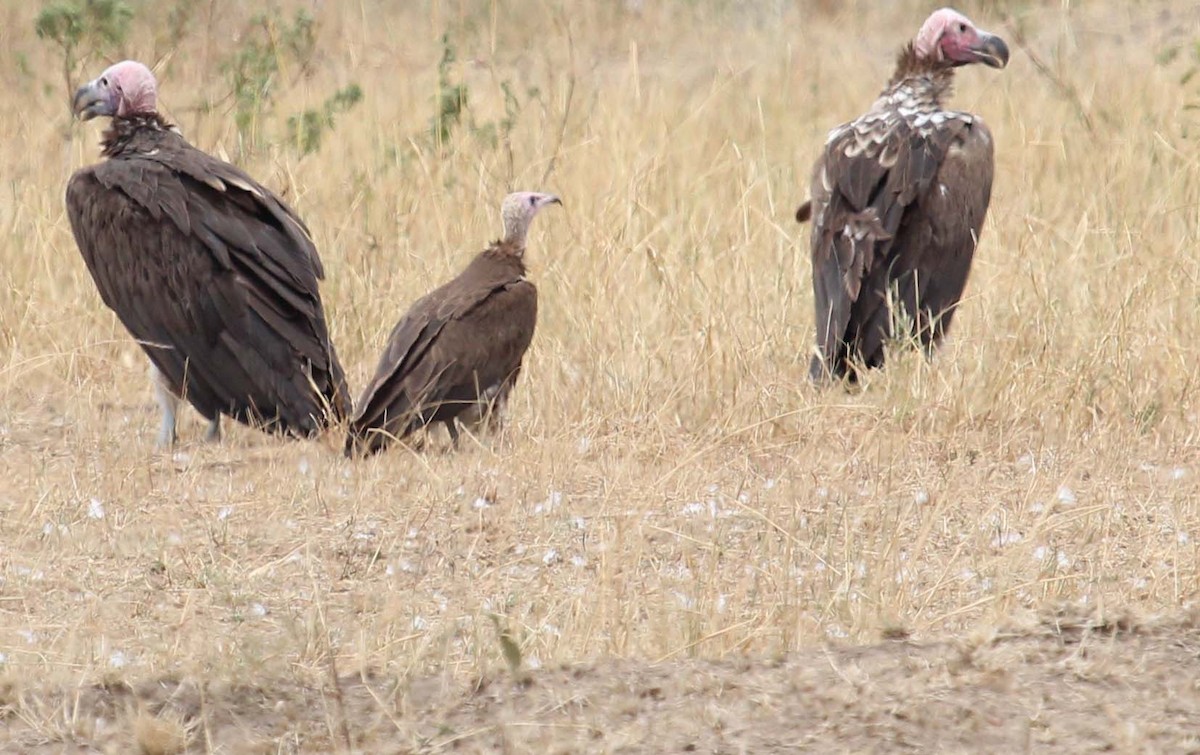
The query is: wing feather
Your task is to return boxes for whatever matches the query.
[66,137,349,435]
[348,253,536,454]
[808,111,971,379]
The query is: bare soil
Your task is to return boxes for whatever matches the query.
[4,610,1198,753]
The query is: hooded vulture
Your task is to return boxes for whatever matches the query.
[801,8,1009,382]
[346,191,561,457]
[65,60,350,446]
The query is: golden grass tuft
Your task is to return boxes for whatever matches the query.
[133,709,191,755]
[3,0,1200,748]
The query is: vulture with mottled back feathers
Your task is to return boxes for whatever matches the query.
[66,61,350,446]
[802,8,1008,382]
[346,192,561,457]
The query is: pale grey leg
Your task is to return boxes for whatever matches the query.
[203,415,222,443]
[150,364,180,449]
[485,394,514,451]
[488,393,510,434]
[462,383,508,437]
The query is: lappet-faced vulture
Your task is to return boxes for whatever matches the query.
[801,8,1009,382]
[65,61,350,446]
[345,192,561,457]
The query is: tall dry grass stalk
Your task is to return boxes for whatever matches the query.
[0,0,1198,707]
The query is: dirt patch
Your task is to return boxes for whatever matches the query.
[4,611,1199,753]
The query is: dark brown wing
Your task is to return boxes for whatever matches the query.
[347,251,536,455]
[808,111,975,380]
[65,142,349,435]
[862,120,994,357]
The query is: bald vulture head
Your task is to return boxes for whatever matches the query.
[913,8,1009,69]
[501,191,562,248]
[73,60,159,120]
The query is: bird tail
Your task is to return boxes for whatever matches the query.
[322,340,354,423]
[343,400,421,457]
[343,426,383,457]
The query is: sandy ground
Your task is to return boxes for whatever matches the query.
[3,610,1198,753]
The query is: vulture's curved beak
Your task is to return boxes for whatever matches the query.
[970,32,1010,69]
[72,81,113,121]
[545,195,563,207]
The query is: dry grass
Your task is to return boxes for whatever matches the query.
[3,0,1200,750]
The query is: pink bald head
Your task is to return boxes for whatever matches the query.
[913,8,1010,69]
[72,60,158,121]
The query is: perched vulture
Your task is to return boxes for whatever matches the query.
[66,61,350,446]
[802,8,1009,382]
[345,191,561,457]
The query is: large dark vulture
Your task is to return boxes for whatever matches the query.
[802,8,1009,382]
[66,61,350,446]
[346,192,561,457]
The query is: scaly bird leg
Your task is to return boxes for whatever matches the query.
[150,364,180,450]
[487,393,509,435]
[150,363,222,446]
[482,394,515,450]
[203,415,221,443]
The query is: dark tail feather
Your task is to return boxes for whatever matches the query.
[344,424,385,457]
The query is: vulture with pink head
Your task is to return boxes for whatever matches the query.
[800,8,1009,382]
[345,191,561,457]
[65,61,350,446]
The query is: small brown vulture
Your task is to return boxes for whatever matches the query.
[65,61,350,446]
[345,192,561,457]
[802,8,1009,382]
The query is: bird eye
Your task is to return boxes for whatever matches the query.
[529,196,537,206]
[99,76,108,86]
[957,23,967,32]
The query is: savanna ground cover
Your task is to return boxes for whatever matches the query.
[2,0,1200,751]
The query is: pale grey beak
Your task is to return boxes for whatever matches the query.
[72,80,113,120]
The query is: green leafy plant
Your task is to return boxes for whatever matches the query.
[488,613,526,679]
[286,83,363,155]
[426,34,539,160]
[161,2,197,53]
[1155,40,1200,115]
[35,0,133,102]
[472,79,538,149]
[1181,42,1200,90]
[220,8,319,148]
[429,33,469,148]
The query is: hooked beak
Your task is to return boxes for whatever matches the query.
[72,81,113,121]
[969,32,1010,69]
[543,195,563,207]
